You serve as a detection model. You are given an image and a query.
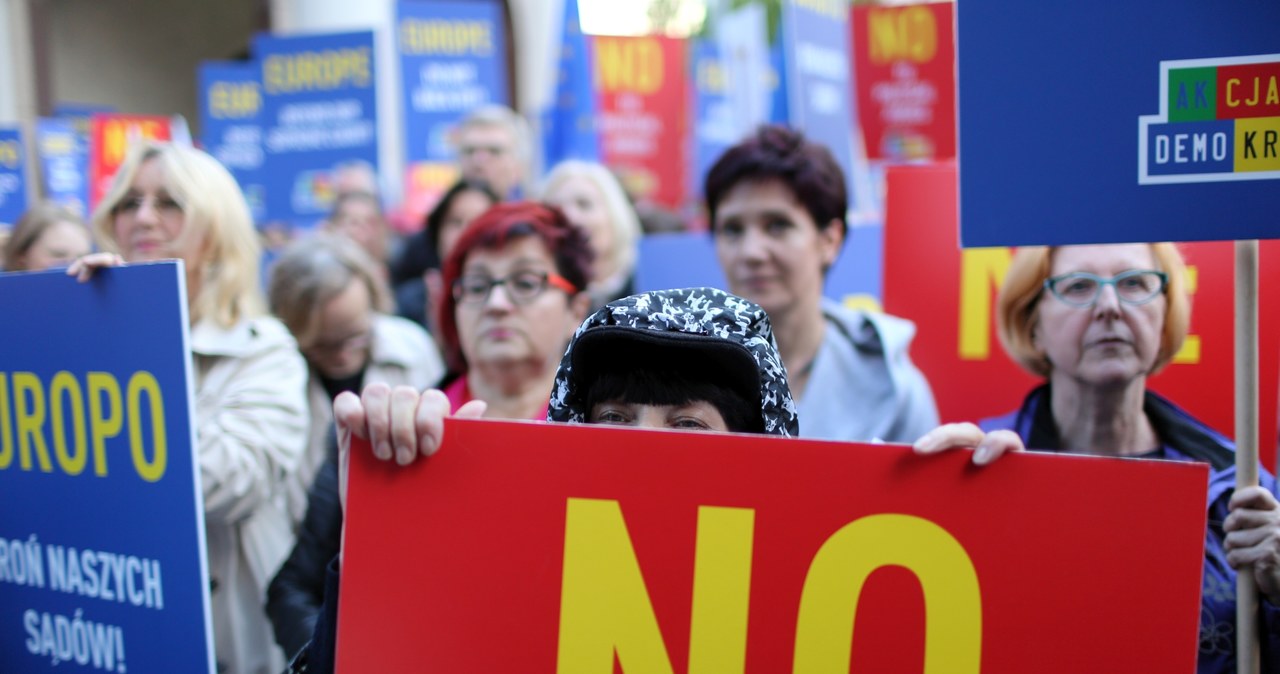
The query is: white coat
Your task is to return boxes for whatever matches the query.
[192,316,309,674]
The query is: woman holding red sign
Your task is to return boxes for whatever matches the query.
[284,285,802,673]
[917,242,1280,672]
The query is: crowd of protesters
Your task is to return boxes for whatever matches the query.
[2,102,1276,674]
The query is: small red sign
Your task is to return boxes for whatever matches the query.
[852,3,956,161]
[88,114,172,211]
[593,35,688,210]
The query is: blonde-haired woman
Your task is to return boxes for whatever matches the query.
[70,141,308,674]
[539,160,641,308]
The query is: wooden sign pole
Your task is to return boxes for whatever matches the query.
[1236,238,1261,674]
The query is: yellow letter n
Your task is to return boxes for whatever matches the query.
[556,498,754,674]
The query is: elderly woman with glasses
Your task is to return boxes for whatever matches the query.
[265,203,590,659]
[433,201,593,419]
[916,242,1280,673]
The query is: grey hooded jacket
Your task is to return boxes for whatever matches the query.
[796,298,939,443]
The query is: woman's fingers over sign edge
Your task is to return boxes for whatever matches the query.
[912,424,1026,466]
[332,391,368,441]
[973,429,1026,466]
[415,389,454,459]
[67,252,124,282]
[454,399,488,420]
[389,386,424,465]
[913,423,986,455]
[359,383,393,461]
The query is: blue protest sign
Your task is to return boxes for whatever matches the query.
[0,262,213,672]
[199,62,266,224]
[780,0,856,206]
[0,128,28,230]
[255,30,379,229]
[958,1,1280,247]
[398,0,508,164]
[35,119,90,219]
[397,0,510,218]
[717,4,771,136]
[689,34,790,204]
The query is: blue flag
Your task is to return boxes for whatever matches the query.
[541,0,599,170]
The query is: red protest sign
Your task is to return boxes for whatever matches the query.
[338,419,1207,672]
[88,114,172,210]
[593,35,688,210]
[851,3,955,161]
[881,163,1280,469]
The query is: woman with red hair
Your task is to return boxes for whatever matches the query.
[267,202,592,658]
[434,201,594,419]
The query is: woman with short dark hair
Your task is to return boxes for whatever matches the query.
[707,125,938,443]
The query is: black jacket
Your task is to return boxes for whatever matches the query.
[267,437,342,660]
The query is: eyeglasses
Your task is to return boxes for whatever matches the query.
[304,331,371,356]
[459,144,509,159]
[452,270,577,305]
[1043,270,1168,307]
[113,194,183,217]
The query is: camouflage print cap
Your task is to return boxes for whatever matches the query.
[548,287,799,436]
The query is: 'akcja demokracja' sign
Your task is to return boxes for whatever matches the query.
[957,0,1280,247]
[1140,53,1280,184]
